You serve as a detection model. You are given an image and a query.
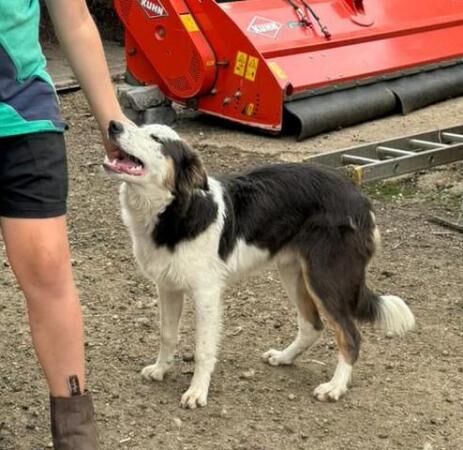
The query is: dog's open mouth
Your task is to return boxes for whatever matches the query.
[103,149,145,176]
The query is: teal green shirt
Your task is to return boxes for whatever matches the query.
[0,0,65,137]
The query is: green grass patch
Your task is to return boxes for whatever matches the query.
[363,176,462,212]
[363,178,417,201]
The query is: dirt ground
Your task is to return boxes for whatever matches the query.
[1,90,462,450]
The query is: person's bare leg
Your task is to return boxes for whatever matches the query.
[1,216,85,397]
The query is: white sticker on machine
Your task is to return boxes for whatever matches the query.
[138,0,168,18]
[247,16,282,39]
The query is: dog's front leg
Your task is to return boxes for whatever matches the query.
[142,286,184,381]
[180,286,222,409]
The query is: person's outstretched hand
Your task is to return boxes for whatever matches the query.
[101,115,134,161]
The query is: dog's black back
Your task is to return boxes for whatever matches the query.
[219,163,374,260]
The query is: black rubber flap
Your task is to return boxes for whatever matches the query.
[285,64,463,140]
[388,64,463,114]
[285,84,397,140]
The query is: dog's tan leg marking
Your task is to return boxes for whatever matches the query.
[141,287,184,382]
[262,261,323,366]
[296,269,324,329]
[301,269,357,402]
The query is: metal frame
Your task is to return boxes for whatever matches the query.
[307,125,463,184]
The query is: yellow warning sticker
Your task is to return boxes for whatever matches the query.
[245,56,259,82]
[180,14,199,32]
[244,103,255,116]
[268,61,287,80]
[234,51,248,77]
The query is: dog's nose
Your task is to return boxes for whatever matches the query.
[108,120,124,136]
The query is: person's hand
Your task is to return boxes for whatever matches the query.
[102,133,122,161]
[100,115,134,161]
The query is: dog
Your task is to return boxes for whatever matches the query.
[103,120,415,409]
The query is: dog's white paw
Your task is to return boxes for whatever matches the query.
[262,349,294,366]
[313,381,347,402]
[180,385,208,409]
[141,362,170,381]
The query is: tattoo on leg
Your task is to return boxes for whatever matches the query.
[67,375,82,396]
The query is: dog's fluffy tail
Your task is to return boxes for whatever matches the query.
[355,288,415,336]
[376,295,415,335]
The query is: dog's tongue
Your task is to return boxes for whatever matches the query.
[105,156,144,175]
[117,157,138,170]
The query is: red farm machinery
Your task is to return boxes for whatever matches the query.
[113,0,463,139]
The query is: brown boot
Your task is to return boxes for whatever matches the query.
[50,392,98,449]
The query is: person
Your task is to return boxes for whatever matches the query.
[0,0,128,448]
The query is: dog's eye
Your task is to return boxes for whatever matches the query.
[150,134,162,143]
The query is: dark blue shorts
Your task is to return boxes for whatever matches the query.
[0,132,68,218]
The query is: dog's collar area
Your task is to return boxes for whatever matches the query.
[103,150,145,176]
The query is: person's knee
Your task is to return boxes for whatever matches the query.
[11,243,73,298]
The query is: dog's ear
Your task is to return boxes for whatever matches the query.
[160,138,208,194]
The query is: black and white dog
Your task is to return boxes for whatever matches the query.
[103,121,415,409]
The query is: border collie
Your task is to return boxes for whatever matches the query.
[103,120,415,409]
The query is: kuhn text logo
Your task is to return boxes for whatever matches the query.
[139,0,168,18]
[247,16,281,39]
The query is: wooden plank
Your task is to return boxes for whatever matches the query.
[43,40,126,92]
[428,216,463,234]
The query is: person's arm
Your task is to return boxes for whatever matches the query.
[45,0,126,158]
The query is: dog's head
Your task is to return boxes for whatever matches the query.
[103,121,208,194]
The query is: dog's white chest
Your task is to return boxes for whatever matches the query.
[132,236,169,280]
[128,220,223,290]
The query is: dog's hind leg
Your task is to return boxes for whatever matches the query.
[301,263,361,402]
[142,286,184,382]
[262,260,324,366]
[180,285,223,409]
